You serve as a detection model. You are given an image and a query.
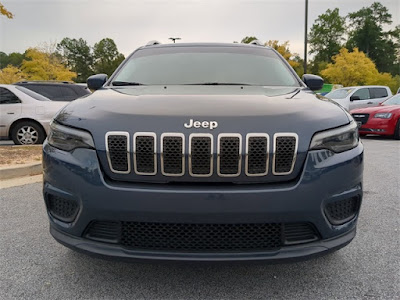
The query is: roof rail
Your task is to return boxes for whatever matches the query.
[249,40,264,46]
[146,40,161,46]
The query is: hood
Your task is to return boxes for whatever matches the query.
[56,86,349,130]
[55,86,350,184]
[351,105,400,114]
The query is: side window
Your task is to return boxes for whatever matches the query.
[0,87,21,104]
[27,85,63,100]
[352,88,370,100]
[59,86,78,101]
[370,88,388,98]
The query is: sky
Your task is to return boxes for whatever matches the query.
[0,0,399,58]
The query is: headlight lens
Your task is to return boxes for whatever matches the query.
[48,121,95,151]
[374,112,392,119]
[310,121,359,153]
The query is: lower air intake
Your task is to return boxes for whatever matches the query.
[325,197,361,225]
[47,195,79,222]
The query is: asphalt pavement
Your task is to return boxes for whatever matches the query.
[0,137,399,299]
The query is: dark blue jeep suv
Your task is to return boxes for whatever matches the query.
[42,42,363,261]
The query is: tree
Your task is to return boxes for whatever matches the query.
[0,65,26,84]
[241,36,258,44]
[0,2,13,18]
[347,2,397,74]
[21,48,76,81]
[265,40,300,69]
[309,8,346,63]
[0,52,25,69]
[93,38,125,76]
[321,48,398,93]
[57,38,94,82]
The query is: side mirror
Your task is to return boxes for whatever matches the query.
[302,74,324,91]
[350,95,360,102]
[87,74,108,90]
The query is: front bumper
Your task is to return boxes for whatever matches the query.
[43,142,364,261]
[359,118,395,135]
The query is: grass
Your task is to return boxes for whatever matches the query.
[0,145,42,167]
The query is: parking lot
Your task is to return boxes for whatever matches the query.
[0,137,399,299]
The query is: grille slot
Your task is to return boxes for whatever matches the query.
[189,134,213,177]
[161,133,184,176]
[325,197,361,225]
[120,222,282,252]
[106,132,130,173]
[85,221,121,243]
[273,134,298,175]
[47,195,79,222]
[283,223,319,245]
[134,133,156,175]
[218,134,241,176]
[246,134,269,176]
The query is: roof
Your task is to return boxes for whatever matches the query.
[141,42,272,50]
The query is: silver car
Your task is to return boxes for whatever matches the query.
[0,84,68,144]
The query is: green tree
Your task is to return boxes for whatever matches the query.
[309,8,346,63]
[240,36,258,44]
[93,38,125,76]
[57,38,94,82]
[347,2,397,74]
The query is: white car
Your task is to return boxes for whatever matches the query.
[0,84,69,144]
[325,85,392,110]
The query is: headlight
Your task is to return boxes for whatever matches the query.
[309,121,359,153]
[374,112,392,119]
[48,121,95,151]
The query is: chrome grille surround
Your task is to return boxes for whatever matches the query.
[105,132,299,178]
[217,133,242,177]
[189,133,213,177]
[245,133,269,177]
[105,131,131,174]
[161,133,185,176]
[133,132,157,175]
[272,133,298,175]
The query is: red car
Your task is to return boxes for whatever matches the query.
[351,93,400,139]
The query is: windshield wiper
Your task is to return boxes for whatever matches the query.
[184,82,252,86]
[112,81,145,86]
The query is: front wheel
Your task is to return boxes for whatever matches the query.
[394,119,400,140]
[11,121,45,145]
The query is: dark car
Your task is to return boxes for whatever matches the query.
[15,81,90,101]
[351,93,400,139]
[43,42,363,262]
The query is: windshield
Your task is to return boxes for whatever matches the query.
[383,94,400,105]
[14,85,50,101]
[111,46,300,87]
[325,88,354,99]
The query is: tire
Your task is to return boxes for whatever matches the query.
[394,119,400,140]
[11,121,45,145]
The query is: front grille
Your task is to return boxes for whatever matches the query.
[352,113,370,125]
[190,135,213,176]
[325,197,361,225]
[47,195,79,222]
[105,132,298,178]
[218,135,241,176]
[85,221,320,252]
[273,135,298,175]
